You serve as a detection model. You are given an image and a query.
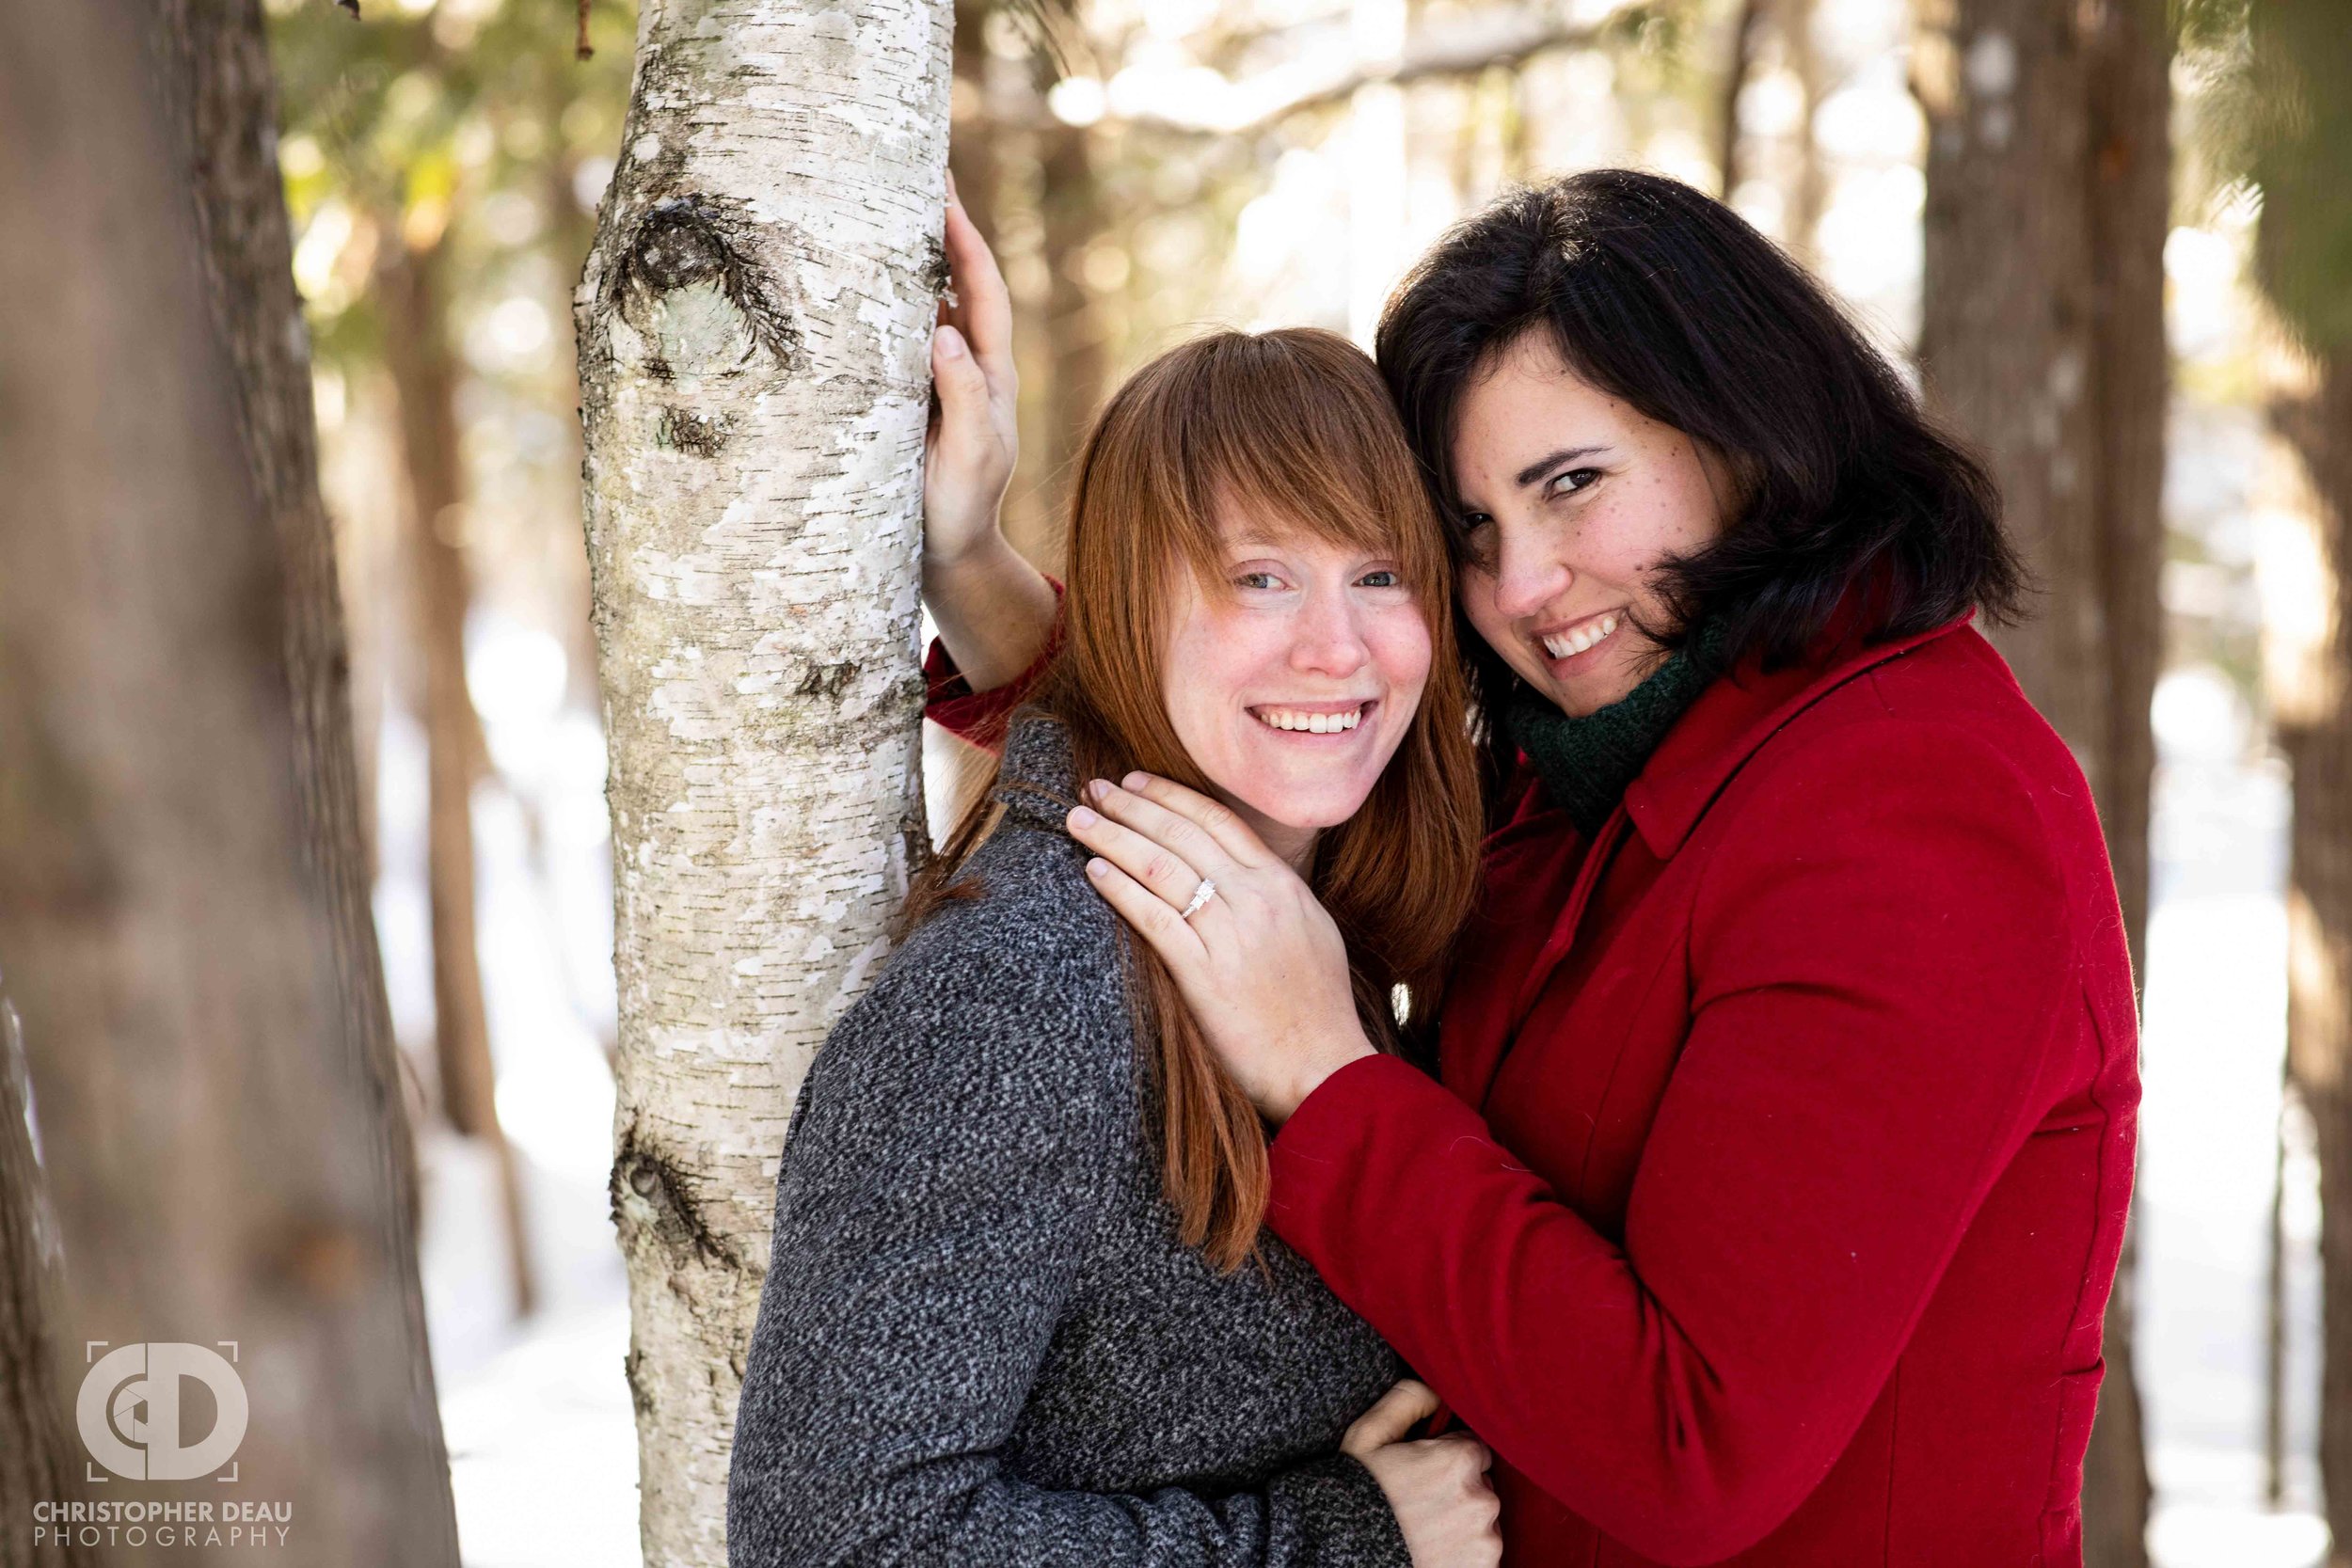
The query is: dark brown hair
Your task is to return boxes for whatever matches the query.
[1377,170,2022,794]
[917,327,1483,1271]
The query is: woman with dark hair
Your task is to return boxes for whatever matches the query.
[726,190,1503,1568]
[928,170,2139,1565]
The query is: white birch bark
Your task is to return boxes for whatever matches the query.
[573,1,949,1561]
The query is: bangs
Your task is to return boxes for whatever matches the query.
[1122,329,1445,591]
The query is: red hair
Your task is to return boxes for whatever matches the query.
[921,328,1482,1271]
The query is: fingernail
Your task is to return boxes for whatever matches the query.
[1121,771,1148,790]
[1087,779,1111,801]
[1068,806,1098,829]
[935,325,964,358]
[1087,858,1110,879]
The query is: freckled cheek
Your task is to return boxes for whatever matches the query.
[1362,610,1433,702]
[1576,500,1653,588]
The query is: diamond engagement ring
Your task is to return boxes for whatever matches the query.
[1179,879,1217,920]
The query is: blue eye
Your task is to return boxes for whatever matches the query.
[1358,569,1402,588]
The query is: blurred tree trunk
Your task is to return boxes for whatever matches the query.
[1915,0,2171,1563]
[1717,0,1827,261]
[2236,3,2352,1552]
[1,999,92,1568]
[1038,119,1107,571]
[152,0,415,1205]
[1782,0,1829,267]
[1716,0,1766,198]
[2274,353,2352,1567]
[950,0,1003,245]
[574,0,947,1560]
[0,0,460,1560]
[2265,1070,2296,1504]
[380,237,539,1322]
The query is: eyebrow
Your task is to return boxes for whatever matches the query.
[1513,446,1609,488]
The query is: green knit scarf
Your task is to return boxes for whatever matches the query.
[1505,621,1725,837]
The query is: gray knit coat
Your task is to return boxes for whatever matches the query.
[725,712,1412,1568]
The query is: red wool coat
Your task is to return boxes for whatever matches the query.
[930,611,2139,1567]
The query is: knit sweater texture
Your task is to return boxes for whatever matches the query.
[726,711,1411,1568]
[1506,622,1724,836]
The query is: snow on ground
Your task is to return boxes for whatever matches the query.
[401,657,2332,1565]
[2141,668,2328,1568]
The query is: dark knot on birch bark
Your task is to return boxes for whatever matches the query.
[611,1120,738,1271]
[611,195,801,372]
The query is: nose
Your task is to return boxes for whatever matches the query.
[1488,521,1573,621]
[1288,583,1371,680]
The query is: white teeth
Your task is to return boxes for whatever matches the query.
[1254,706,1364,733]
[1541,613,1619,661]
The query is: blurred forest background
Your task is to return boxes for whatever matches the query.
[270,0,2337,1562]
[19,0,2335,1561]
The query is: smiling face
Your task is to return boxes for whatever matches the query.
[1450,331,1733,718]
[1158,508,1432,867]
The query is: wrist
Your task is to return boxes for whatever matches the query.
[921,512,1014,578]
[1268,1026,1377,1126]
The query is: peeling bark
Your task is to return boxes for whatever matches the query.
[575,0,949,1560]
[1915,0,2171,1562]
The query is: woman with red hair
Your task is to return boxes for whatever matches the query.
[728,202,1503,1565]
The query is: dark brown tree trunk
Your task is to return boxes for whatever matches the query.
[1915,0,2171,1562]
[0,999,94,1568]
[2275,351,2352,1567]
[149,0,425,1250]
[379,238,539,1322]
[0,0,460,1560]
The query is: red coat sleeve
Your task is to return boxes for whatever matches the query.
[924,578,1065,750]
[1263,720,2079,1564]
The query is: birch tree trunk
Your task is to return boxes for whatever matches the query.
[1915,0,2171,1562]
[574,1,949,1561]
[0,0,459,1560]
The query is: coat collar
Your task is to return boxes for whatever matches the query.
[1621,610,1976,860]
[990,707,1081,832]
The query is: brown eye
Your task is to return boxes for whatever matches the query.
[1453,515,1498,568]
